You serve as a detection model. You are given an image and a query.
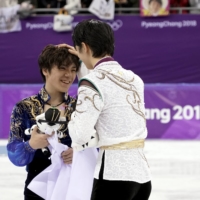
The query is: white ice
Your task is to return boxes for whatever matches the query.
[0,139,200,200]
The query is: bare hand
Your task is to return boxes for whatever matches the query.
[57,43,79,57]
[61,148,73,164]
[29,126,50,150]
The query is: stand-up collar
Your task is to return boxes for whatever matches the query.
[94,57,114,68]
[38,86,69,103]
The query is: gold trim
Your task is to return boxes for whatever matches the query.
[55,110,60,121]
[39,87,49,102]
[100,139,145,150]
[51,109,55,121]
[137,148,150,167]
[84,94,100,111]
[76,89,101,113]
[23,97,42,119]
[81,85,99,95]
[39,87,69,102]
[95,69,146,122]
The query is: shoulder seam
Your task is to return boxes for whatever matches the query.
[78,78,103,100]
[79,85,102,98]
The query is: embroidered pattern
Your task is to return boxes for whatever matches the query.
[76,88,101,113]
[39,87,50,102]
[24,141,36,153]
[96,68,146,121]
[23,97,43,119]
[9,88,75,141]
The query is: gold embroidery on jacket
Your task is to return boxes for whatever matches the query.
[9,92,75,141]
[96,69,146,121]
[23,97,43,119]
[76,89,100,113]
[39,87,49,102]
[85,94,100,111]
[9,96,43,141]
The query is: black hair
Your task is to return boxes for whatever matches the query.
[72,19,115,58]
[38,44,80,82]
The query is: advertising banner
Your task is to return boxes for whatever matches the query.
[0,15,200,83]
[1,84,200,139]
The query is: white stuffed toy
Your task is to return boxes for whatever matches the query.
[25,106,98,153]
[25,108,66,154]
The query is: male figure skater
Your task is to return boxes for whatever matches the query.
[7,45,80,200]
[67,19,152,200]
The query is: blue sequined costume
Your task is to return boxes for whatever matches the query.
[7,87,76,199]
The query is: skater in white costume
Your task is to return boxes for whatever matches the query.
[67,19,152,200]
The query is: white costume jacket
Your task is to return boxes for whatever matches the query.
[68,57,151,183]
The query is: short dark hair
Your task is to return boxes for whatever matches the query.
[38,45,80,82]
[149,0,162,5]
[72,19,115,58]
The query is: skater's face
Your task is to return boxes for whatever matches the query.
[43,64,77,93]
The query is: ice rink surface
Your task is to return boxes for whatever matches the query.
[0,139,200,200]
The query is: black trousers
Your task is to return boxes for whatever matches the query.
[24,154,51,200]
[24,195,44,200]
[91,153,152,200]
[24,170,45,200]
